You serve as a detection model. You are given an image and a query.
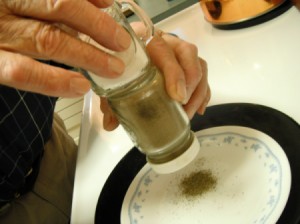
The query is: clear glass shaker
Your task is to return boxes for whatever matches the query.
[82,0,200,174]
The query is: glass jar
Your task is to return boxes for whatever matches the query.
[82,0,200,173]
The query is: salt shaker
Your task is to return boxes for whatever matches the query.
[83,0,200,174]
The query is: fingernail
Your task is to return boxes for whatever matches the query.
[103,113,118,131]
[186,109,194,120]
[116,27,131,49]
[70,77,91,95]
[176,80,187,103]
[198,103,207,115]
[108,57,125,75]
[103,113,111,130]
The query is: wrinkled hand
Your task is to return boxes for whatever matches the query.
[0,0,131,97]
[101,30,211,131]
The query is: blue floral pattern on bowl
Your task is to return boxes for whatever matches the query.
[121,126,291,224]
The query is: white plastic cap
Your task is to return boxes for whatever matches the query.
[148,136,200,174]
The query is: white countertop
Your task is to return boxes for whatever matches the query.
[71,4,300,223]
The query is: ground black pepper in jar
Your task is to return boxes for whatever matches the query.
[108,65,200,173]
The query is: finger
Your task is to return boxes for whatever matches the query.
[3,0,131,51]
[183,81,209,118]
[197,85,211,115]
[100,97,119,131]
[0,50,91,97]
[160,34,202,103]
[0,18,125,78]
[146,35,187,103]
[183,58,210,118]
[199,57,210,114]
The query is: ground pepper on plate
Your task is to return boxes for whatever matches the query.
[179,170,217,198]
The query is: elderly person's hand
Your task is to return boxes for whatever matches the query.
[0,0,131,97]
[101,30,210,131]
